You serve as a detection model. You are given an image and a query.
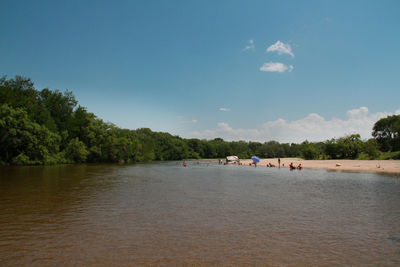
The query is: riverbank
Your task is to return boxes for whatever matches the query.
[237,158,400,174]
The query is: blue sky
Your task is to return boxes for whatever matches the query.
[1,0,400,142]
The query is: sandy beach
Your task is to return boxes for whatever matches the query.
[238,158,400,175]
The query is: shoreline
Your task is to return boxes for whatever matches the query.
[232,158,400,175]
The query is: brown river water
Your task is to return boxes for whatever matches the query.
[1,162,400,266]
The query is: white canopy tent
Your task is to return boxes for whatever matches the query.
[226,156,239,162]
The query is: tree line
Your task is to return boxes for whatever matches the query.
[1,76,399,165]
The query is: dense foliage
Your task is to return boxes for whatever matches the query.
[0,76,399,165]
[372,115,400,152]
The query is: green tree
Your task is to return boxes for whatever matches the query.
[187,138,205,159]
[300,141,321,159]
[230,141,251,159]
[359,139,380,159]
[324,138,339,159]
[0,75,57,131]
[65,138,89,163]
[372,115,400,152]
[6,74,398,165]
[258,141,285,158]
[39,88,78,135]
[336,134,363,159]
[0,104,61,164]
[248,141,262,156]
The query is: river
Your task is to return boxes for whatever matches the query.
[1,162,400,266]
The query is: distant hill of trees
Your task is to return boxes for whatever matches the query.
[1,75,399,165]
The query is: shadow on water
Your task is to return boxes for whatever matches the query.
[0,164,114,209]
[0,164,126,230]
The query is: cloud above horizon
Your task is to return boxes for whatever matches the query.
[266,40,294,57]
[178,116,198,124]
[188,107,396,143]
[260,62,294,72]
[219,107,230,112]
[243,39,255,51]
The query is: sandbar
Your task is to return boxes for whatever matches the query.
[238,158,400,175]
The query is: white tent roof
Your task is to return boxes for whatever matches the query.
[226,156,239,161]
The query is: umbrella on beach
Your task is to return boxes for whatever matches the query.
[251,156,260,163]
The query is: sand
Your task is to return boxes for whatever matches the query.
[238,158,400,175]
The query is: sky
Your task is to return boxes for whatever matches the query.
[1,0,400,143]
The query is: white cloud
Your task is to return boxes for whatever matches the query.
[395,109,400,115]
[188,107,394,143]
[243,39,255,51]
[266,40,294,57]
[219,107,230,112]
[260,62,294,73]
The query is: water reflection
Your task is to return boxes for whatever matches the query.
[1,162,399,265]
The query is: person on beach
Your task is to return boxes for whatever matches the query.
[278,158,281,168]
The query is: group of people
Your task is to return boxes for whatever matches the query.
[289,162,302,170]
[188,158,303,170]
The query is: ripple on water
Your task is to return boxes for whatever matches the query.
[0,162,400,265]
